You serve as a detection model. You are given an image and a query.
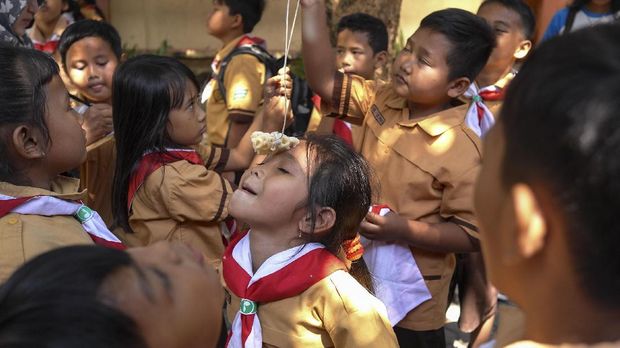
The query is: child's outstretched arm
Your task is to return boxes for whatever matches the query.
[224,73,293,171]
[301,0,337,102]
[360,213,480,253]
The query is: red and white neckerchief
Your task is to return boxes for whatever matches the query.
[361,204,431,326]
[464,83,505,137]
[127,148,236,240]
[223,232,344,348]
[0,194,125,250]
[33,39,59,54]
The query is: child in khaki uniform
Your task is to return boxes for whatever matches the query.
[0,47,122,281]
[58,20,122,227]
[112,55,290,269]
[203,0,267,149]
[464,0,535,137]
[312,13,388,149]
[302,2,495,346]
[223,134,397,347]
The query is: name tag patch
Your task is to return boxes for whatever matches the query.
[371,105,385,125]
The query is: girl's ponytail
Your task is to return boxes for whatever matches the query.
[303,134,376,294]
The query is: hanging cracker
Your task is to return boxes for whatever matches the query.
[251,131,299,155]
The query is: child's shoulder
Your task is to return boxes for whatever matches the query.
[312,270,386,315]
[0,176,84,199]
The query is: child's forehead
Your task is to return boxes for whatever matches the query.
[477,2,525,30]
[67,36,116,56]
[337,29,371,45]
[406,27,453,56]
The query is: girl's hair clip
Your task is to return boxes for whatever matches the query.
[251,131,299,155]
[342,234,364,262]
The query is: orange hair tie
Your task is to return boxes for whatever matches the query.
[342,234,364,262]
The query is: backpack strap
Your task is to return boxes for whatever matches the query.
[215,44,276,105]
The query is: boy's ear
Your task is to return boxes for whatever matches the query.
[446,77,471,98]
[62,1,69,12]
[231,13,243,31]
[12,125,47,160]
[373,51,389,70]
[511,183,547,260]
[513,40,532,60]
[298,207,336,238]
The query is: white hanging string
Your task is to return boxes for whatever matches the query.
[278,0,301,135]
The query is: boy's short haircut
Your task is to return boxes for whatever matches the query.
[337,13,388,54]
[419,8,495,81]
[500,24,620,308]
[58,20,122,71]
[219,0,266,33]
[480,0,536,39]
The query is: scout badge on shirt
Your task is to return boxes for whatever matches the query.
[0,194,125,250]
[223,232,344,348]
[361,204,432,325]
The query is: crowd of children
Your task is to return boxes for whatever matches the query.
[1,0,619,347]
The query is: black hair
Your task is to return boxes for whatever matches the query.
[0,245,147,348]
[337,12,388,54]
[217,0,266,33]
[304,134,375,293]
[112,55,200,233]
[419,8,496,81]
[480,0,536,39]
[569,0,620,12]
[58,19,121,72]
[0,45,58,184]
[500,24,620,308]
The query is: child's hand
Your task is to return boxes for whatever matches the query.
[263,68,293,129]
[82,104,113,145]
[360,211,409,242]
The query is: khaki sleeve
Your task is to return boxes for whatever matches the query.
[325,72,376,126]
[160,162,233,222]
[194,144,230,173]
[224,54,266,122]
[322,273,398,348]
[439,164,480,238]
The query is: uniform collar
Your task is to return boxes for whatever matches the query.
[391,99,467,137]
[0,176,85,200]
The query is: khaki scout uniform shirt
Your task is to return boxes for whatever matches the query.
[80,134,115,228]
[204,35,267,146]
[0,176,93,281]
[118,146,233,269]
[226,270,399,348]
[328,72,481,331]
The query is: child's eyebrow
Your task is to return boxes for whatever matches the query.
[148,266,174,301]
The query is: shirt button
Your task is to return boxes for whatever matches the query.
[6,217,18,225]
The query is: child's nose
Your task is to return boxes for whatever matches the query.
[399,57,413,74]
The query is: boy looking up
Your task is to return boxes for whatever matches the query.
[301,1,495,346]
